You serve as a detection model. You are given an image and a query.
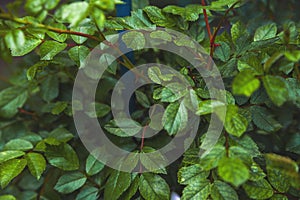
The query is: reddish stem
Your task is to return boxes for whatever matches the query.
[201,0,213,41]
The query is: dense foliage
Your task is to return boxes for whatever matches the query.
[0,0,300,199]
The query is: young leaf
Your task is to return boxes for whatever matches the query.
[0,151,25,164]
[0,159,27,188]
[218,157,249,187]
[104,170,131,200]
[61,2,89,27]
[143,6,175,27]
[25,152,46,180]
[54,172,87,194]
[232,71,260,97]
[139,173,170,200]
[262,75,288,106]
[4,30,25,50]
[11,38,42,56]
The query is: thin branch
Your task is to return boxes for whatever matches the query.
[201,0,213,41]
[210,1,241,55]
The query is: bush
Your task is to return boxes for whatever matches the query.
[0,0,299,199]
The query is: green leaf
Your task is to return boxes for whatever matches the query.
[218,157,249,187]
[121,175,140,200]
[47,127,74,143]
[242,179,274,199]
[254,23,277,41]
[139,173,170,200]
[4,139,33,151]
[51,101,68,115]
[0,159,27,188]
[162,102,188,136]
[143,6,175,27]
[85,102,111,118]
[196,100,225,115]
[0,86,28,118]
[249,162,266,181]
[230,135,260,157]
[140,146,167,174]
[211,181,238,200]
[11,38,42,56]
[225,105,248,137]
[61,2,89,27]
[178,164,209,185]
[0,151,25,164]
[104,170,131,200]
[286,133,300,154]
[45,143,79,171]
[264,52,284,72]
[104,119,142,137]
[5,30,25,50]
[54,172,87,194]
[150,30,172,42]
[47,23,68,42]
[25,152,46,180]
[122,31,146,49]
[232,71,260,97]
[85,154,105,176]
[262,75,288,106]
[284,50,300,62]
[71,23,95,44]
[40,75,59,102]
[270,194,288,200]
[215,42,231,62]
[161,83,187,103]
[40,40,67,60]
[231,21,249,44]
[250,106,282,132]
[92,8,106,29]
[163,5,203,21]
[135,90,151,108]
[147,66,174,84]
[27,61,48,81]
[76,186,99,200]
[181,179,211,200]
[198,145,226,170]
[25,0,44,14]
[99,53,118,75]
[0,195,16,200]
[68,45,90,67]
[267,168,290,192]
